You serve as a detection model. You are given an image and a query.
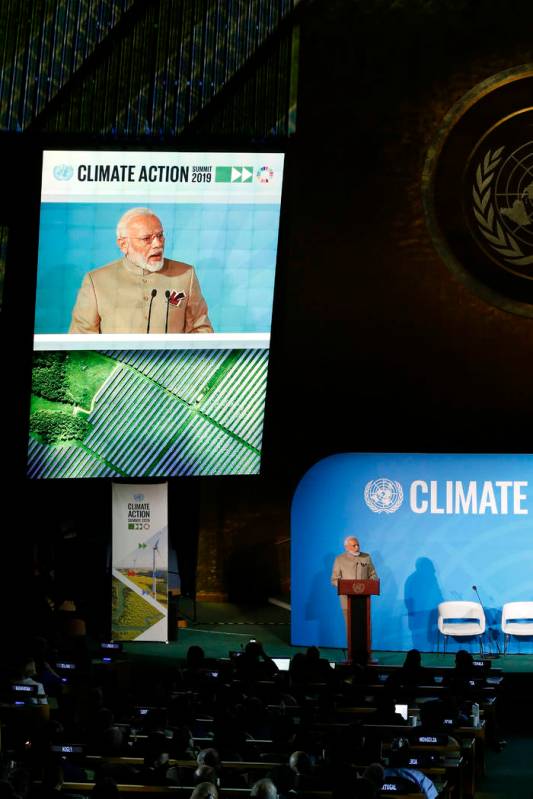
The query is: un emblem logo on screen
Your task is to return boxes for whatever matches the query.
[53,164,74,181]
[364,478,403,513]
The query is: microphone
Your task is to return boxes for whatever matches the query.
[146,289,157,334]
[164,289,171,334]
[472,584,500,658]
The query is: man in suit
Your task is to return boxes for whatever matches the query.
[69,207,213,334]
[331,536,378,624]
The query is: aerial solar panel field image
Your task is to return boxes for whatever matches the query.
[28,348,268,478]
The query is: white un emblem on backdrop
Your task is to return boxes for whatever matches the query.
[364,478,403,513]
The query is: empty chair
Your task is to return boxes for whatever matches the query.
[437,601,485,655]
[501,601,533,654]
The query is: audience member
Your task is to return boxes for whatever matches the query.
[189,782,218,799]
[385,649,435,690]
[13,658,47,705]
[249,778,278,799]
[234,641,279,683]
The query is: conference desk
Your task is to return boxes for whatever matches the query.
[54,783,436,799]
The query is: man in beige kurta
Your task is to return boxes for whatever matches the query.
[331,536,378,623]
[69,207,213,334]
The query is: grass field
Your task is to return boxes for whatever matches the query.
[112,577,165,640]
[30,395,74,414]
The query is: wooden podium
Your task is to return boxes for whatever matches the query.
[337,578,380,662]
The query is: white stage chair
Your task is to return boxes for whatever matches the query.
[501,601,533,654]
[437,600,485,655]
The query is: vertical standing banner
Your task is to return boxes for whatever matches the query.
[112,482,168,642]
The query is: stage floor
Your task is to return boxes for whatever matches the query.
[120,600,533,672]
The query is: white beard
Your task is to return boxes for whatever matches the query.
[127,252,165,272]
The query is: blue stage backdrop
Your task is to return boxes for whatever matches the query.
[291,453,533,653]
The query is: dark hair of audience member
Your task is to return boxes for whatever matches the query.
[186,646,206,670]
[455,649,475,674]
[197,748,220,769]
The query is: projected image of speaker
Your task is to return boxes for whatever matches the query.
[29,149,285,480]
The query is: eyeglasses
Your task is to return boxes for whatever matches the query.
[129,231,165,244]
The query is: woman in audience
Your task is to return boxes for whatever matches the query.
[385,648,435,691]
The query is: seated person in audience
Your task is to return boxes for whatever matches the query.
[31,637,63,698]
[141,732,179,785]
[193,766,219,787]
[442,649,480,694]
[180,646,219,688]
[442,653,506,750]
[13,657,47,705]
[197,749,220,770]
[363,760,438,799]
[190,782,218,799]
[289,750,324,791]
[418,697,463,736]
[186,645,206,669]
[288,652,307,687]
[266,765,294,799]
[386,767,438,799]
[87,708,126,755]
[385,649,435,690]
[169,723,198,761]
[197,746,246,789]
[250,778,278,799]
[234,640,279,683]
[302,647,336,685]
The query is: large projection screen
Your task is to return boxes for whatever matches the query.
[292,452,533,653]
[28,150,284,478]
